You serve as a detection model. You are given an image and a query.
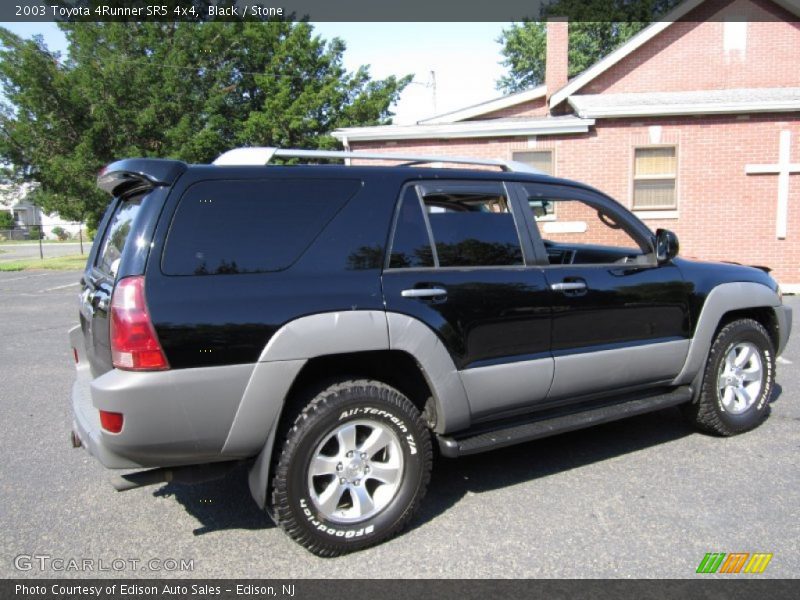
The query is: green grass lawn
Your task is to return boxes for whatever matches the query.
[0,254,86,271]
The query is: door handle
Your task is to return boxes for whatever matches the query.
[550,281,587,292]
[401,287,447,299]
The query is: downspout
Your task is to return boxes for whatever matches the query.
[341,135,351,166]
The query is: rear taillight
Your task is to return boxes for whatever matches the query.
[110,276,169,371]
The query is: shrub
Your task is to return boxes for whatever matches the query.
[51,226,71,241]
[0,211,14,230]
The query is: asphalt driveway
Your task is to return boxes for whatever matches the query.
[1,270,797,578]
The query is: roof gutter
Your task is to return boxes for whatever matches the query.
[333,118,595,142]
[569,98,800,119]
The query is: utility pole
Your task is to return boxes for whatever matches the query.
[429,70,437,116]
[408,70,438,117]
[33,202,43,259]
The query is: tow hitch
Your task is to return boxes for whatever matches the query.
[70,430,83,449]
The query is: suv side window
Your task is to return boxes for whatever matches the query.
[388,188,435,269]
[95,194,145,279]
[388,185,524,269]
[523,187,653,266]
[162,178,359,276]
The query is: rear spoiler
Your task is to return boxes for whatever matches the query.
[97,158,187,196]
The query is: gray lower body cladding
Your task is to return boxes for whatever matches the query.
[775,304,792,356]
[672,282,789,386]
[70,326,266,469]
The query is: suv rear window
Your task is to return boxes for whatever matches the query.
[95,195,145,278]
[162,179,359,276]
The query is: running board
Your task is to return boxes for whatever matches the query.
[437,386,692,458]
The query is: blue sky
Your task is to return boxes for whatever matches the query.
[1,21,510,124]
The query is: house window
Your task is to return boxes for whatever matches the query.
[513,150,554,175]
[513,150,556,219]
[13,209,28,226]
[633,147,677,209]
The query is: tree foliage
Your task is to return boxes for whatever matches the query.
[0,19,410,226]
[0,210,13,230]
[497,0,681,93]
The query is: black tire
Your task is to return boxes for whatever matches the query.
[270,379,432,556]
[682,318,775,436]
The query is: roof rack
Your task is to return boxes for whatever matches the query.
[212,147,544,175]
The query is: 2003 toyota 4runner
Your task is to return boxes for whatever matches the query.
[69,147,792,556]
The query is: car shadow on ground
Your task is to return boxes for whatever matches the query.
[411,406,697,533]
[155,406,697,538]
[153,462,275,535]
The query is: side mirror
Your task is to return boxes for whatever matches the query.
[655,228,679,263]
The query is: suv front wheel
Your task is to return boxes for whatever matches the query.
[270,379,432,556]
[683,318,775,436]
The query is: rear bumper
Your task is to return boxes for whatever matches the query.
[774,304,792,356]
[68,325,255,469]
[70,324,140,467]
[71,350,141,468]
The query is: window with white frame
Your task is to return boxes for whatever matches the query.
[632,146,677,209]
[513,150,555,219]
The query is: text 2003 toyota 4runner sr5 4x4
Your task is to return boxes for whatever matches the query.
[69,148,792,556]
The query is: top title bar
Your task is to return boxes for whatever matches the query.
[1,0,797,22]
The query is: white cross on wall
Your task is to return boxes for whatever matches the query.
[745,130,800,239]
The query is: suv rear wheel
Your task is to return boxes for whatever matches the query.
[270,379,432,556]
[683,318,775,436]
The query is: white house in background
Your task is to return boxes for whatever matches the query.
[0,181,82,238]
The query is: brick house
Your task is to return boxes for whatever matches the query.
[333,0,800,289]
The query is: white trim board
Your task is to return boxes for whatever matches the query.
[333,117,594,142]
[418,86,546,125]
[569,98,800,118]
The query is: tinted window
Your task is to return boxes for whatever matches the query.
[162,179,359,275]
[388,188,434,268]
[424,193,523,267]
[96,195,144,278]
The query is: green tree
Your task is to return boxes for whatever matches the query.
[0,19,410,226]
[497,0,680,93]
[0,210,13,229]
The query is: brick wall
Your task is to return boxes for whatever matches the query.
[351,1,800,284]
[582,0,800,95]
[352,113,800,285]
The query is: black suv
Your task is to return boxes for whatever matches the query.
[70,147,792,556]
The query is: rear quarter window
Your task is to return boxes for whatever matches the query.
[162,178,360,275]
[95,195,145,278]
